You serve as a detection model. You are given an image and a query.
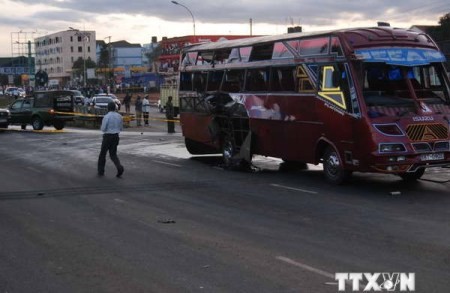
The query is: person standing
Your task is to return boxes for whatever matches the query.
[123,92,131,114]
[98,101,124,178]
[142,95,151,126]
[165,95,175,133]
[135,96,143,127]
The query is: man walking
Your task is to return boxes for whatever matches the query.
[98,101,124,178]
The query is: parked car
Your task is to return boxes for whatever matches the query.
[91,94,121,110]
[71,90,85,105]
[7,90,76,130]
[0,108,10,129]
[4,87,26,98]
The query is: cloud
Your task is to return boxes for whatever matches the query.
[1,0,447,55]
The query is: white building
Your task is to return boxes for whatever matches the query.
[34,29,96,86]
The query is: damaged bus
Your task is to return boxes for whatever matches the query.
[178,26,450,184]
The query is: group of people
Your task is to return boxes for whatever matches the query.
[122,92,175,131]
[97,93,176,178]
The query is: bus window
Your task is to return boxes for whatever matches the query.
[330,37,343,56]
[193,71,207,92]
[180,72,193,91]
[213,49,231,65]
[197,51,213,65]
[227,48,241,63]
[250,43,274,61]
[272,42,294,59]
[318,64,349,110]
[222,70,245,92]
[181,52,198,66]
[245,68,270,91]
[240,47,252,62]
[297,66,315,92]
[286,40,300,53]
[299,37,329,56]
[271,66,296,92]
[207,71,224,91]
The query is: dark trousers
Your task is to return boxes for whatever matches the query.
[98,134,123,174]
[167,115,175,133]
[135,111,142,126]
[143,112,149,125]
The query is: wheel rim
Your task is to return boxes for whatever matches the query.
[325,151,340,178]
[32,118,41,130]
[223,140,234,166]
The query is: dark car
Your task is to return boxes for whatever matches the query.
[0,108,10,129]
[7,90,76,130]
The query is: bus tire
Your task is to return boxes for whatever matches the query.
[185,138,217,155]
[32,116,44,130]
[323,147,351,184]
[399,168,425,182]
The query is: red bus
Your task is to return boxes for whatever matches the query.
[177,26,450,184]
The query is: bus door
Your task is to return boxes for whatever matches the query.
[316,63,362,168]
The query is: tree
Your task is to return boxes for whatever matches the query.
[428,13,450,41]
[72,57,97,83]
[427,13,450,71]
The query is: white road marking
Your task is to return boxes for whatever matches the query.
[114,198,126,203]
[276,256,334,279]
[270,183,317,194]
[152,160,182,167]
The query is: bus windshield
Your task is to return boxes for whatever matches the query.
[358,62,450,117]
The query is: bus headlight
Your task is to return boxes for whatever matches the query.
[379,143,406,153]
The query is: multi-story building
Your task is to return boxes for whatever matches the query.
[34,29,96,86]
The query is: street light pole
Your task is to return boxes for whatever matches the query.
[69,27,90,87]
[171,1,196,36]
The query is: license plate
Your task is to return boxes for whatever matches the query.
[420,153,445,161]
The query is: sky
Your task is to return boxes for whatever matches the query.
[1,0,449,57]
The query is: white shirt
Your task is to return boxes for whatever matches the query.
[142,98,150,113]
[101,111,123,134]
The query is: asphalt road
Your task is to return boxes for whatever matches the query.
[0,124,449,293]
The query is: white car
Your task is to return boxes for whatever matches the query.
[91,94,121,110]
[4,87,26,97]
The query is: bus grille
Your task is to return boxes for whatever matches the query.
[406,123,448,141]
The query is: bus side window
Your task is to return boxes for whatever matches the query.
[246,68,269,91]
[318,64,348,110]
[222,70,245,92]
[193,72,207,92]
[207,71,224,91]
[271,67,296,92]
[180,72,193,91]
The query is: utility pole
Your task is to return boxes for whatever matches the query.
[104,36,112,87]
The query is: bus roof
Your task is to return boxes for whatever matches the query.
[183,26,438,53]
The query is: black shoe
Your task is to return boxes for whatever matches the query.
[97,172,104,177]
[116,166,124,178]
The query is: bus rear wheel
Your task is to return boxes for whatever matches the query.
[323,147,351,184]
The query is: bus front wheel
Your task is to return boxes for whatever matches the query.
[323,147,351,184]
